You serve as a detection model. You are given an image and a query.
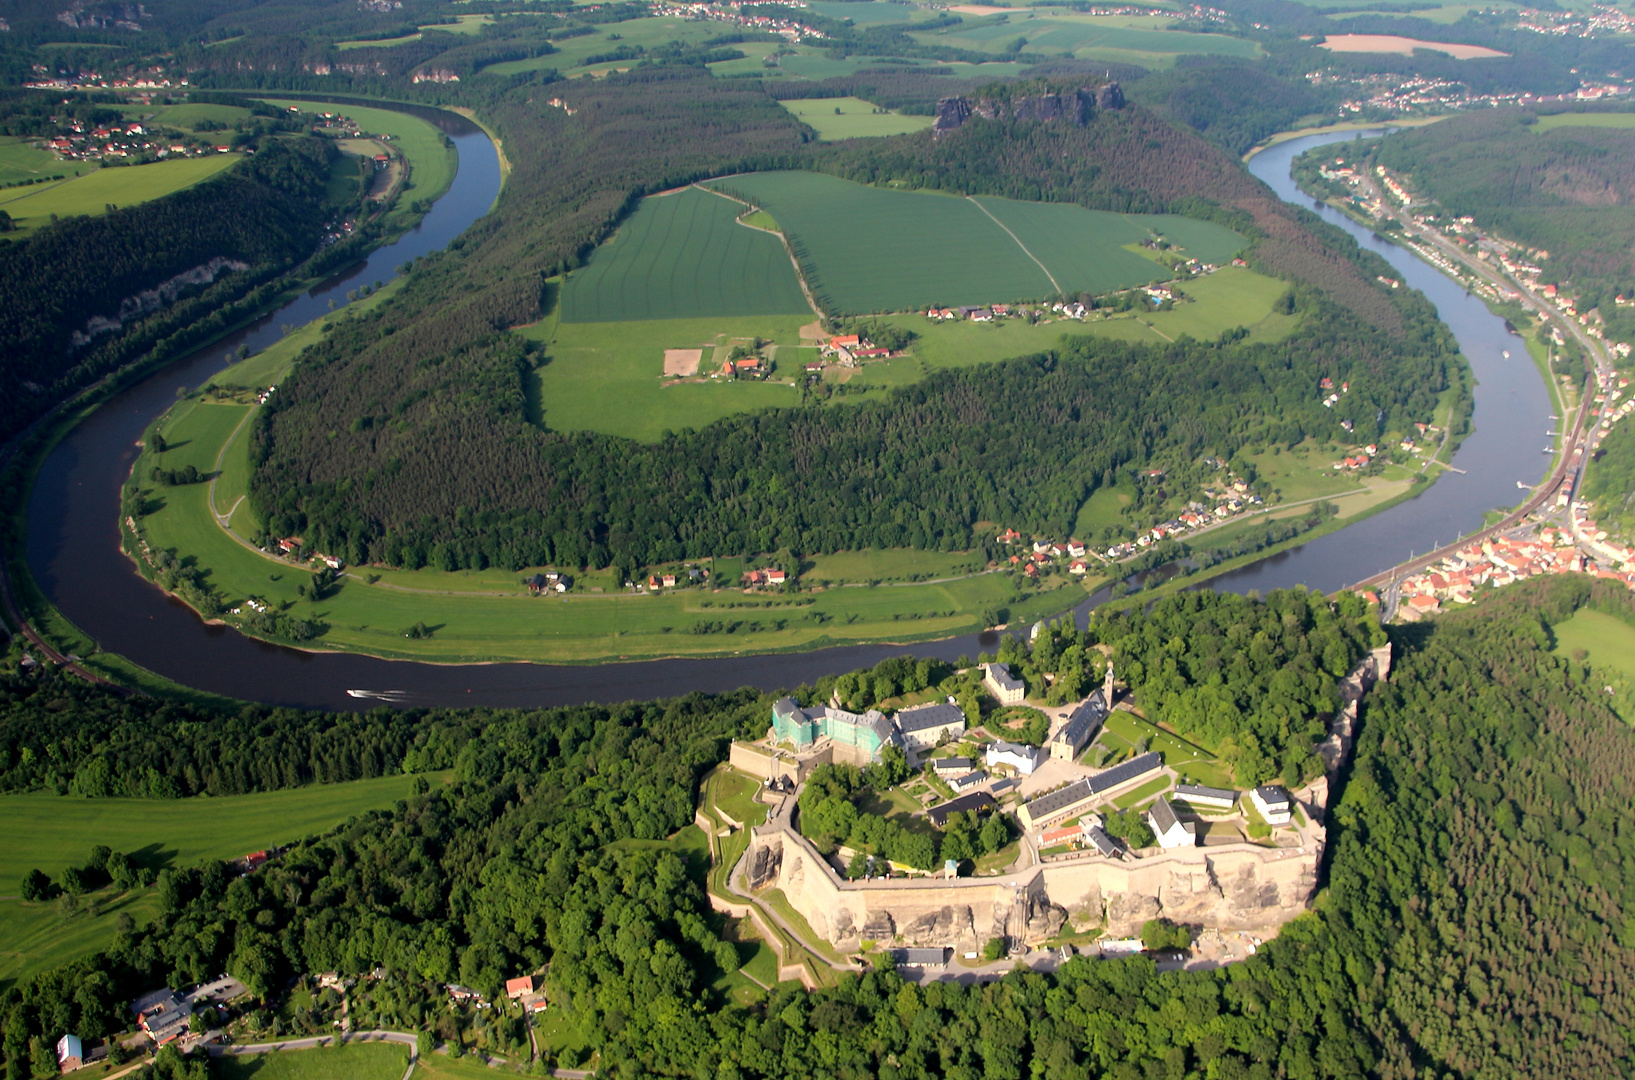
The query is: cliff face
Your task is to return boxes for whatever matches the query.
[933,83,1124,136]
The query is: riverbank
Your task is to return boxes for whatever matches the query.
[1242,115,1448,161]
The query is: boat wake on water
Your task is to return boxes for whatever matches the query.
[346,689,413,702]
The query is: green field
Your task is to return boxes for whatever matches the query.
[214,1042,409,1080]
[706,171,1246,314]
[256,99,457,206]
[779,97,935,140]
[909,12,1262,66]
[480,16,732,75]
[558,188,810,322]
[135,102,253,131]
[803,548,985,583]
[0,773,428,982]
[0,154,239,235]
[0,136,81,186]
[1534,111,1635,133]
[526,314,813,439]
[1552,608,1635,678]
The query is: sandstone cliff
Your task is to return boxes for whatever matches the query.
[933,82,1124,136]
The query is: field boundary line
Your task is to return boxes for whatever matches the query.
[966,196,1062,294]
[695,183,823,318]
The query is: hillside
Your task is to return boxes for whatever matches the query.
[2,578,1634,1076]
[246,71,1449,577]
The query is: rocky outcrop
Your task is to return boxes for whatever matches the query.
[902,905,977,946]
[747,842,782,890]
[933,84,1120,136]
[861,910,896,940]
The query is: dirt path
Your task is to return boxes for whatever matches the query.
[966,196,1062,295]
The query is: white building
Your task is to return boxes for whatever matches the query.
[894,701,966,751]
[1174,784,1237,810]
[1250,785,1293,826]
[985,739,1041,776]
[1146,798,1196,849]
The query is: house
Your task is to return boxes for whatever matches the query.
[1040,825,1081,848]
[1066,541,1086,559]
[1146,798,1196,849]
[829,334,860,350]
[445,984,486,1005]
[1069,561,1088,576]
[926,791,995,828]
[1250,785,1293,826]
[1050,691,1107,761]
[983,663,1026,705]
[661,573,677,588]
[317,971,345,990]
[895,702,966,750]
[931,756,974,776]
[985,739,1041,776]
[130,988,191,1045]
[240,850,269,871]
[889,947,949,969]
[56,1035,83,1071]
[1174,784,1236,810]
[505,976,534,1000]
[766,568,787,585]
[527,574,548,594]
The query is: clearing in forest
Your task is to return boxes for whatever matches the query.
[559,186,811,322]
[779,97,935,141]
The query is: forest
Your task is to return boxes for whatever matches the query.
[0,135,336,443]
[245,71,1456,576]
[3,577,1634,1078]
[1374,108,1635,317]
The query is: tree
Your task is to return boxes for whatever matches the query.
[981,938,1005,962]
[18,869,50,902]
[1141,918,1191,951]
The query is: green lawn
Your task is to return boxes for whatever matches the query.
[707,171,1247,314]
[525,313,814,440]
[779,97,934,140]
[1552,608,1635,678]
[255,99,457,205]
[1110,774,1174,811]
[708,768,768,828]
[0,773,429,982]
[214,1042,409,1080]
[480,16,735,75]
[0,154,240,236]
[138,103,253,131]
[0,136,82,186]
[558,188,810,322]
[803,548,984,583]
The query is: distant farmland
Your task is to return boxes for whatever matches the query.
[705,171,1246,314]
[559,187,812,322]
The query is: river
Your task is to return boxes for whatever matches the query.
[22,126,1553,710]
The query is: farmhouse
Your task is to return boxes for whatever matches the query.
[130,988,191,1045]
[1147,798,1197,849]
[1250,785,1293,825]
[1174,784,1237,810]
[505,976,534,999]
[983,663,1026,705]
[1050,691,1108,761]
[986,739,1042,776]
[56,1035,83,1071]
[895,702,966,751]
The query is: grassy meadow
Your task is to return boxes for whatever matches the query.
[0,773,428,982]
[558,188,810,322]
[1552,607,1635,678]
[214,1043,410,1080]
[0,136,83,186]
[0,154,239,235]
[908,11,1262,67]
[779,97,934,140]
[704,172,1247,314]
[1533,111,1635,134]
[525,313,815,440]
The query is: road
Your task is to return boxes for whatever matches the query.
[1342,167,1610,600]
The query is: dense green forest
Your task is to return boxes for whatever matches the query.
[0,135,337,443]
[3,578,1634,1078]
[245,71,1451,575]
[1375,109,1635,317]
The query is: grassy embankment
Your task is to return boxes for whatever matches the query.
[0,772,436,984]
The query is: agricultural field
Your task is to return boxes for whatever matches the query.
[802,548,985,584]
[337,13,497,47]
[909,11,1263,66]
[479,16,731,75]
[526,314,815,441]
[0,154,239,236]
[557,188,810,322]
[255,99,457,205]
[131,102,253,131]
[0,773,428,981]
[779,97,934,140]
[706,171,1246,314]
[0,135,83,186]
[1533,111,1635,133]
[214,1043,410,1080]
[775,55,1033,80]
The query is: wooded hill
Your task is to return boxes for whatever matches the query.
[247,70,1453,574]
[2,577,1633,1077]
[0,136,337,443]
